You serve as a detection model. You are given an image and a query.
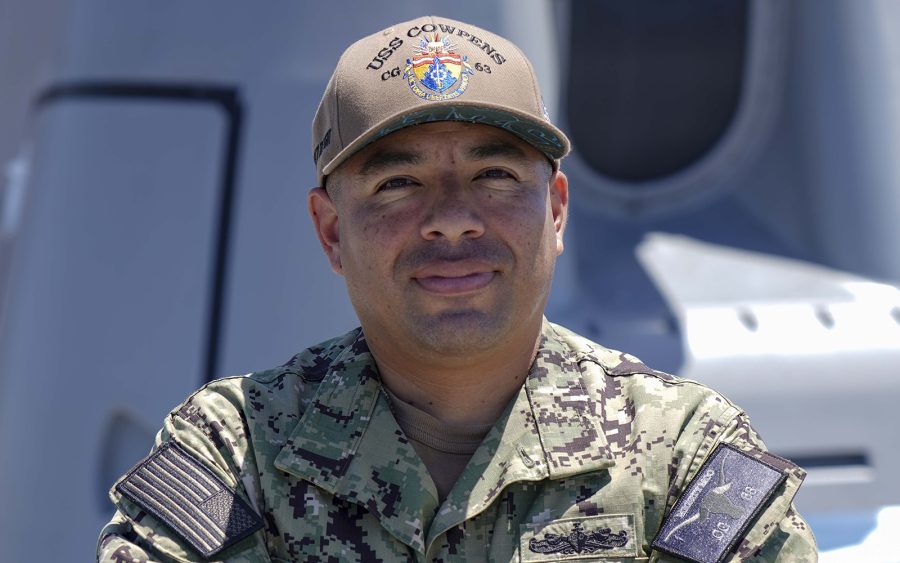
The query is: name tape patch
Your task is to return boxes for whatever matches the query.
[116,441,263,558]
[652,444,788,563]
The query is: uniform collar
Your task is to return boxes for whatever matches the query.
[273,329,438,553]
[526,320,616,478]
[274,321,615,554]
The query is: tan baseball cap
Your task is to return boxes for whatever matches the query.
[311,15,571,185]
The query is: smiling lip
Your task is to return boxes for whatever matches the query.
[414,272,495,294]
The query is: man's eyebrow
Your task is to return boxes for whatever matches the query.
[467,141,530,163]
[356,150,423,177]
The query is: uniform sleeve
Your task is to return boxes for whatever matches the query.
[96,384,274,563]
[653,404,818,563]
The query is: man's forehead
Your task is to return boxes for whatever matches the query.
[339,122,544,177]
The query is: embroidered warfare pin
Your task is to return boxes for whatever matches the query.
[521,514,638,561]
[652,444,789,563]
[404,33,474,100]
[116,441,263,558]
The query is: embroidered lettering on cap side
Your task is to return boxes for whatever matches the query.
[403,33,474,101]
[116,441,263,558]
[520,514,638,561]
[652,443,789,563]
[313,128,332,165]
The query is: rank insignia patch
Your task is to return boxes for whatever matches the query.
[404,33,474,100]
[116,441,262,558]
[520,514,638,561]
[652,444,789,563]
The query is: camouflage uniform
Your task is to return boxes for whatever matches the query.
[98,321,817,562]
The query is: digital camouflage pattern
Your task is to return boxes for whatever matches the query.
[98,321,817,562]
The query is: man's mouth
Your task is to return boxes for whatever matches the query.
[411,260,498,295]
[413,271,496,294]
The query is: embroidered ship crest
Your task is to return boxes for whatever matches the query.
[404,33,474,100]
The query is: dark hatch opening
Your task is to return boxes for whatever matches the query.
[566,1,748,183]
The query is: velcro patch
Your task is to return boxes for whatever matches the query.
[652,444,788,563]
[116,441,262,558]
[520,514,638,561]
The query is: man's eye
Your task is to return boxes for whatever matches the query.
[478,168,514,180]
[379,177,416,191]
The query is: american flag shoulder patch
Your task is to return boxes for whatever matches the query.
[116,441,263,559]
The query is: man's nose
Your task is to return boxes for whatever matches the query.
[420,182,485,242]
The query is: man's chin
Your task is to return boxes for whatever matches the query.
[409,309,509,356]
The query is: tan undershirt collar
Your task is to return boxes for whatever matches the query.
[382,386,494,500]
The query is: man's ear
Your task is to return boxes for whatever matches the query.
[308,187,343,275]
[549,170,569,255]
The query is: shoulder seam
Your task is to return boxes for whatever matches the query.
[179,374,252,406]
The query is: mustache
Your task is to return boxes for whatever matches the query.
[398,240,511,272]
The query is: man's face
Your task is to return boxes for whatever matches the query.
[309,122,568,359]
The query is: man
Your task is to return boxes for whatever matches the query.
[98,16,817,562]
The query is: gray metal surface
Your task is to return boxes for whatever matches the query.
[638,233,900,514]
[0,100,227,559]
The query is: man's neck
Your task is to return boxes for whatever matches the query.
[367,328,541,427]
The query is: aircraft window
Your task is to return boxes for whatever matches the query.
[566,1,748,183]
